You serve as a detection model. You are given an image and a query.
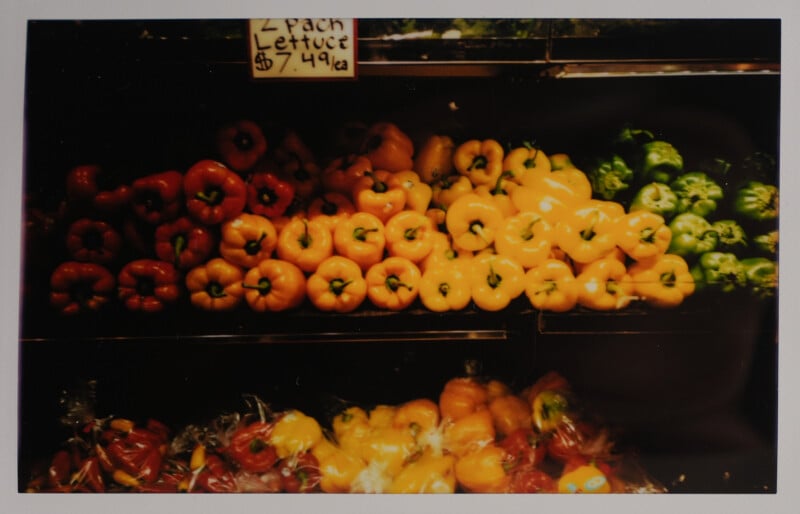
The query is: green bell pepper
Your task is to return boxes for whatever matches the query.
[690,252,747,293]
[614,125,655,146]
[711,219,748,255]
[587,154,634,200]
[734,181,779,222]
[667,213,719,258]
[641,141,684,184]
[752,230,779,256]
[740,257,778,298]
[670,172,724,218]
[629,182,679,219]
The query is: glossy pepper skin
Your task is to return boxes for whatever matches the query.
[226,421,279,473]
[629,182,679,219]
[503,143,551,184]
[365,256,422,310]
[522,168,593,205]
[185,257,244,310]
[431,175,474,210]
[614,211,672,262]
[65,164,132,214]
[360,122,414,173]
[321,154,372,195]
[50,261,115,314]
[242,259,306,311]
[246,170,295,219]
[470,253,526,312]
[352,170,407,223]
[711,219,748,254]
[524,259,579,313]
[446,193,504,252]
[474,171,520,219]
[154,216,215,270]
[734,181,779,221]
[65,218,122,265]
[690,251,747,293]
[219,213,278,269]
[130,170,184,225]
[387,451,456,494]
[753,230,778,256]
[670,172,724,217]
[184,160,248,225]
[576,257,636,310]
[640,140,684,183]
[419,264,472,312]
[555,203,618,264]
[333,212,386,272]
[117,259,181,312]
[453,444,510,493]
[510,187,569,226]
[414,134,455,184]
[453,139,505,187]
[269,410,324,459]
[629,253,695,308]
[394,170,433,214]
[306,256,368,313]
[494,211,553,269]
[587,154,634,200]
[740,257,778,298]
[307,192,356,233]
[215,119,267,173]
[667,213,719,258]
[276,217,333,273]
[384,210,435,263]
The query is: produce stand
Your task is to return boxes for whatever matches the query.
[19,19,779,494]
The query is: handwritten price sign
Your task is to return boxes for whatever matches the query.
[248,19,357,79]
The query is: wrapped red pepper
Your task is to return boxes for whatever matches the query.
[130,170,184,225]
[215,119,268,173]
[194,454,238,493]
[103,421,169,486]
[117,259,181,312]
[50,261,115,314]
[154,216,216,270]
[65,164,132,214]
[184,160,247,225]
[278,451,321,493]
[65,218,122,265]
[246,169,295,218]
[225,421,279,473]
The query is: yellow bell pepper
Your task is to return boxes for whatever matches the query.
[503,143,551,184]
[313,439,367,493]
[384,210,435,263]
[332,211,386,272]
[419,231,472,274]
[558,463,612,493]
[333,406,370,440]
[585,198,626,220]
[488,394,532,437]
[360,122,414,173]
[276,217,334,273]
[445,193,504,252]
[521,167,593,204]
[394,170,433,213]
[509,186,570,225]
[443,409,496,457]
[414,134,455,184]
[185,258,244,311]
[473,171,520,218]
[555,203,618,264]
[469,253,526,312]
[431,174,473,209]
[369,405,398,429]
[219,213,278,269]
[549,152,577,171]
[576,257,636,310]
[494,211,554,269]
[387,450,456,493]
[392,398,440,436]
[269,410,323,459]
[419,265,472,313]
[628,253,695,308]
[615,210,672,262]
[353,170,407,223]
[306,255,367,313]
[321,154,372,195]
[365,256,422,311]
[453,444,510,493]
[307,191,356,233]
[360,427,417,478]
[242,258,306,312]
[524,259,579,312]
[453,139,505,187]
[425,207,447,234]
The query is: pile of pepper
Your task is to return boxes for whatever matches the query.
[45,120,777,316]
[24,372,664,494]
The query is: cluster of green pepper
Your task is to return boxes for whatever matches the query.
[583,126,778,299]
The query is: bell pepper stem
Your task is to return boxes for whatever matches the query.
[329,278,353,296]
[487,265,502,289]
[365,171,388,193]
[241,277,272,296]
[438,282,451,297]
[206,282,228,298]
[468,155,488,171]
[245,232,268,255]
[469,220,490,244]
[172,234,187,267]
[403,226,421,241]
[195,189,221,205]
[386,275,413,292]
[353,226,378,242]
[298,219,312,249]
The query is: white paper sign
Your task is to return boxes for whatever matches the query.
[248,19,357,79]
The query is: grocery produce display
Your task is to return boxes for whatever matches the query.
[41,121,779,318]
[24,372,664,494]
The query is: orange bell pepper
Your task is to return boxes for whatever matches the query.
[503,143,551,184]
[454,444,511,492]
[185,257,244,310]
[473,171,520,218]
[628,253,695,308]
[365,256,422,310]
[425,206,448,234]
[509,186,570,226]
[488,394,533,437]
[453,139,505,187]
[431,174,474,209]
[494,211,554,269]
[369,405,399,429]
[219,213,278,269]
[394,170,433,213]
[419,231,472,274]
[321,154,372,195]
[419,265,472,312]
[555,203,619,264]
[387,450,456,493]
[445,193,504,252]
[392,398,441,436]
[572,245,626,275]
[276,217,334,273]
[242,259,306,312]
[614,210,672,262]
[524,259,579,312]
[576,257,636,310]
[439,377,489,421]
[333,212,387,272]
[307,192,356,233]
[469,253,526,312]
[352,170,407,223]
[306,255,367,312]
[384,210,435,263]
[360,122,414,172]
[414,134,455,184]
[443,409,496,457]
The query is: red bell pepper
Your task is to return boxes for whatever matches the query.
[47,450,73,488]
[154,216,216,270]
[117,259,181,312]
[215,119,268,173]
[65,218,122,265]
[225,421,279,473]
[246,170,295,218]
[50,261,115,314]
[103,423,169,486]
[65,164,132,214]
[278,451,321,493]
[184,160,248,225]
[130,170,184,224]
[194,454,238,493]
[70,456,106,492]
